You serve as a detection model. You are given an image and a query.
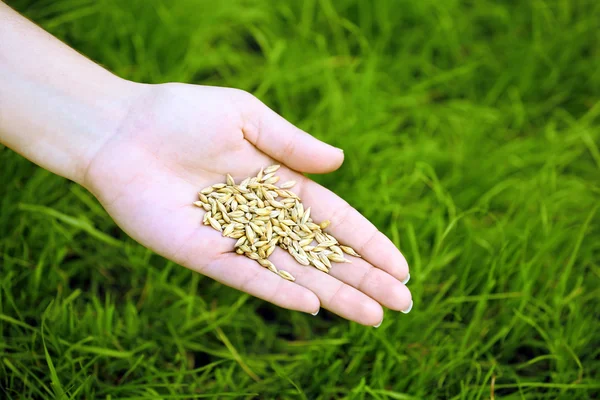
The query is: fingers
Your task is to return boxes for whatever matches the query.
[275,168,410,282]
[199,252,321,314]
[269,249,384,326]
[168,203,321,314]
[241,94,344,174]
[327,257,412,312]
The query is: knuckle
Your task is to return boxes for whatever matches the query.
[280,137,297,158]
[356,265,375,291]
[239,269,262,293]
[230,88,259,109]
[265,278,285,303]
[326,282,345,306]
[329,202,353,228]
[357,229,379,255]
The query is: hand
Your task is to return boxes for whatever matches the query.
[82,83,413,326]
[1,3,411,325]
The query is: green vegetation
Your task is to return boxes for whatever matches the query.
[2,0,599,398]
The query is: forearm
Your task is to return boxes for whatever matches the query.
[0,3,136,184]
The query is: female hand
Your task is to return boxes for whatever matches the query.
[1,2,410,325]
[83,83,412,326]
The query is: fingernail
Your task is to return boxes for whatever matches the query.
[374,318,383,328]
[401,300,413,314]
[310,309,319,316]
[402,273,410,285]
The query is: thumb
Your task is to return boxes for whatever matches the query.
[242,95,344,174]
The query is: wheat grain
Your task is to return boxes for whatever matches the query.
[280,180,296,189]
[258,247,266,259]
[264,164,280,174]
[311,258,329,273]
[319,253,332,269]
[208,217,222,231]
[226,174,235,186]
[198,193,209,203]
[235,236,247,248]
[328,253,351,263]
[340,245,361,257]
[278,270,295,281]
[245,225,255,242]
[193,164,360,282]
[222,223,235,237]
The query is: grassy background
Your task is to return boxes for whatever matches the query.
[2,0,600,398]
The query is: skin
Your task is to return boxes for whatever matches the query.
[0,3,411,326]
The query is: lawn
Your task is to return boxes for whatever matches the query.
[1,0,599,398]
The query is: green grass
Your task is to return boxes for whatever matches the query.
[2,0,600,398]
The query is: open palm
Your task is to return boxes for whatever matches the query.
[84,83,412,326]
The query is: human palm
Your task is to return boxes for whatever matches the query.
[84,83,412,326]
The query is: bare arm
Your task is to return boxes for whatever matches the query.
[0,2,135,184]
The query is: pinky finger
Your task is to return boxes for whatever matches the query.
[203,253,321,314]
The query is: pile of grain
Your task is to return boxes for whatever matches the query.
[194,165,360,281]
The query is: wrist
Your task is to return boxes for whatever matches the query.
[74,77,147,187]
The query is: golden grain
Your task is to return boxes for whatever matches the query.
[261,172,275,182]
[194,165,360,280]
[311,258,329,273]
[325,233,338,243]
[249,222,262,236]
[298,238,313,247]
[278,270,295,281]
[216,201,227,215]
[269,200,285,208]
[208,217,222,231]
[273,226,286,236]
[245,225,255,242]
[319,253,332,269]
[218,187,234,194]
[287,232,300,242]
[280,180,296,189]
[198,193,209,203]
[222,223,235,237]
[319,240,338,248]
[340,245,361,257]
[235,236,247,248]
[301,206,311,224]
[295,254,311,266]
[254,208,271,216]
[264,164,280,174]
[226,174,235,186]
[329,253,351,263]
